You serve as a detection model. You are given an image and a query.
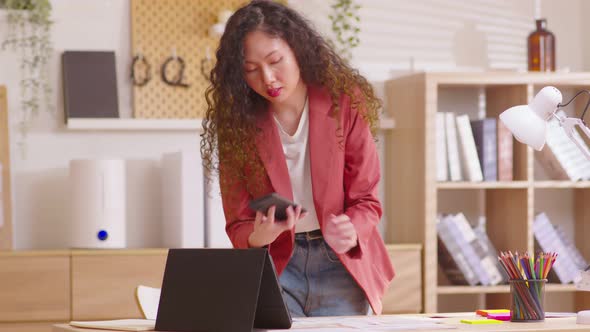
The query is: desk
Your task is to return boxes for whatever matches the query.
[52,314,590,332]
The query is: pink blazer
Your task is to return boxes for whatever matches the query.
[221,85,395,314]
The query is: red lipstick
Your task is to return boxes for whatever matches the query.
[267,87,281,97]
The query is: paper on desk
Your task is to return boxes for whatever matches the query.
[256,315,455,331]
[69,319,155,331]
[428,312,476,319]
[545,312,578,318]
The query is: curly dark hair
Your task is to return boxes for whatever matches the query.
[200,0,381,195]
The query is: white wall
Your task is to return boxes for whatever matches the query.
[291,0,584,81]
[0,0,587,249]
[1,0,202,249]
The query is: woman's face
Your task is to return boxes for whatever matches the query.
[242,30,303,104]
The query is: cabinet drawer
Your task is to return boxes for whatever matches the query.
[71,252,167,320]
[382,244,422,314]
[0,255,70,322]
[0,322,63,332]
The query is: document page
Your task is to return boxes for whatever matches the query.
[256,315,456,331]
[69,319,155,331]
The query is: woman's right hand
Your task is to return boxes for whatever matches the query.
[248,205,305,248]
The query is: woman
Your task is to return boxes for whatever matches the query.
[201,0,394,317]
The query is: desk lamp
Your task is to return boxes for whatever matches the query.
[499,86,590,324]
[499,86,590,160]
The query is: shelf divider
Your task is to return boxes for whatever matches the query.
[437,283,577,294]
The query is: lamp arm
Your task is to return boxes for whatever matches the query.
[560,117,590,161]
[557,89,590,123]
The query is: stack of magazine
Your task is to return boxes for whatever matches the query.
[533,212,588,283]
[437,213,506,286]
[536,110,590,181]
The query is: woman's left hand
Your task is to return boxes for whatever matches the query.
[323,213,358,254]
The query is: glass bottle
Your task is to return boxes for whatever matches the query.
[528,18,555,71]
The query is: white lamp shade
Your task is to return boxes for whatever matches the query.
[499,86,562,151]
[499,105,547,151]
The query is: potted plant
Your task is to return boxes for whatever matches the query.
[328,0,361,62]
[1,0,53,153]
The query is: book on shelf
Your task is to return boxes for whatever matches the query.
[437,214,478,285]
[471,118,497,182]
[436,112,449,181]
[455,115,483,182]
[473,217,506,284]
[551,111,590,180]
[536,111,590,181]
[446,213,490,285]
[496,120,513,181]
[536,141,570,180]
[452,213,504,285]
[553,224,588,272]
[437,213,503,286]
[444,112,463,181]
[62,51,119,122]
[533,212,584,283]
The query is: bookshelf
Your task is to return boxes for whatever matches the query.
[384,72,590,313]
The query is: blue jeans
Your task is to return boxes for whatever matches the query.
[278,230,369,317]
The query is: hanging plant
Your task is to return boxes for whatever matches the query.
[0,0,53,153]
[328,0,361,62]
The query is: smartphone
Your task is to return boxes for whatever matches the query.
[248,193,306,220]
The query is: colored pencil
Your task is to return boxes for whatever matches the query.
[497,251,556,321]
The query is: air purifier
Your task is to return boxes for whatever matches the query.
[69,159,126,248]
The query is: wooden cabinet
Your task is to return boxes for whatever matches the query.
[0,251,70,322]
[0,249,167,330]
[385,72,590,313]
[0,322,59,332]
[71,249,167,320]
[382,244,422,313]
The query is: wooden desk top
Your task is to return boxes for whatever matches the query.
[52,315,590,332]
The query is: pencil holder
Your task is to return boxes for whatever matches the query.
[509,279,546,322]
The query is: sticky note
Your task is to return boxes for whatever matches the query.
[487,313,511,321]
[476,309,510,317]
[461,319,503,325]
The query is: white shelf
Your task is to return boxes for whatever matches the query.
[66,118,203,131]
[534,181,590,189]
[437,181,529,189]
[66,117,396,131]
[437,284,577,295]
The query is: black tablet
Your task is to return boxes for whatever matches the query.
[248,192,306,220]
[155,248,292,332]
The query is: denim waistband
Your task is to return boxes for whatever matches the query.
[294,229,323,241]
